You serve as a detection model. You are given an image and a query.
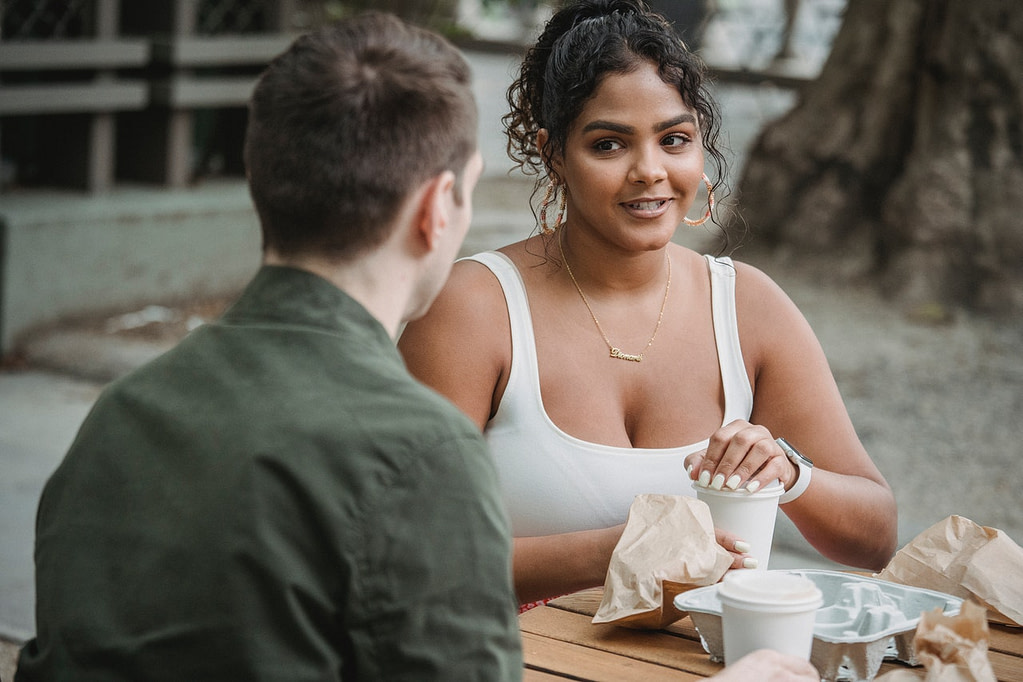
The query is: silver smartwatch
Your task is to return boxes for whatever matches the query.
[776,437,813,504]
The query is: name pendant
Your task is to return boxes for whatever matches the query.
[609,347,643,362]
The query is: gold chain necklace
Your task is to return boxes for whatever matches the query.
[558,232,671,363]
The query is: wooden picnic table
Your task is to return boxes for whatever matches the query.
[521,587,1023,681]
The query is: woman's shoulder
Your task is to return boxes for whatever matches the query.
[399,250,515,422]
[427,254,510,327]
[725,256,819,359]
[724,257,796,311]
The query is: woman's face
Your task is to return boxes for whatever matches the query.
[552,60,705,253]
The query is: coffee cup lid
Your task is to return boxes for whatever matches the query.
[718,570,823,608]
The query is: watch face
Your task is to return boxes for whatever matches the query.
[777,438,813,467]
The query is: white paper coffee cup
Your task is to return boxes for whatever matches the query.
[718,570,823,665]
[693,479,784,569]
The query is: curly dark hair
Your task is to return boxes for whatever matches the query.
[504,0,726,200]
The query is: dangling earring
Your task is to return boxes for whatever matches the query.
[683,173,715,227]
[539,180,567,235]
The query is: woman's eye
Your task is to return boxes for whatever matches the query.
[594,139,622,152]
[662,133,691,148]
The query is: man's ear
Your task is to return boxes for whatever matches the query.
[415,169,456,251]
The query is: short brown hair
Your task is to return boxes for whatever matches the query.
[245,12,478,259]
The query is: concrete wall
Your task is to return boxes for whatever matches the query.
[0,183,262,354]
[0,177,541,359]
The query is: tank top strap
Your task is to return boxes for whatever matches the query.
[460,251,538,414]
[704,255,754,422]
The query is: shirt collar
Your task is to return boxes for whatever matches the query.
[221,265,394,350]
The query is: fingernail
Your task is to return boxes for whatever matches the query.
[685,463,693,477]
[698,470,711,487]
[745,480,761,493]
[742,557,759,569]
[734,540,751,554]
[725,474,741,490]
[711,473,725,490]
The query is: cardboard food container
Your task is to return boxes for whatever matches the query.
[674,569,963,682]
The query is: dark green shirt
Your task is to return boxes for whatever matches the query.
[17,266,522,681]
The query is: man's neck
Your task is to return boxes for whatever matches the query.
[263,251,409,339]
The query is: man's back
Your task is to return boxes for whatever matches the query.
[17,267,521,680]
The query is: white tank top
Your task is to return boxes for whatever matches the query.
[466,251,753,537]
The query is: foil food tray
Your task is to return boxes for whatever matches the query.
[673,569,963,681]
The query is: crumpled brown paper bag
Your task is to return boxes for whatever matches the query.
[876,516,1023,626]
[592,494,732,629]
[875,601,996,682]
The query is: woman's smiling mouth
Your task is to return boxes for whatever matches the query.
[623,198,672,216]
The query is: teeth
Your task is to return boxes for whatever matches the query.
[629,200,664,210]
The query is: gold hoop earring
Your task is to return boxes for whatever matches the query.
[539,180,567,235]
[683,173,715,227]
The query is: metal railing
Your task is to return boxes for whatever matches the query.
[0,0,301,193]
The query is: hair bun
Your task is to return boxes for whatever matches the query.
[572,0,644,22]
[540,0,646,48]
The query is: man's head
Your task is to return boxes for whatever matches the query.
[245,12,478,261]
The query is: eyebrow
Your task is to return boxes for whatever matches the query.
[581,113,697,135]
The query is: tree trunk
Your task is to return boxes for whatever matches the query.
[735,0,1023,314]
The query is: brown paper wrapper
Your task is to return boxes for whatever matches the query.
[876,516,1023,626]
[875,601,996,682]
[592,494,732,629]
[916,601,996,681]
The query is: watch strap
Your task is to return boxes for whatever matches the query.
[777,437,812,504]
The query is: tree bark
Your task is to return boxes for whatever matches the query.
[735,0,1023,314]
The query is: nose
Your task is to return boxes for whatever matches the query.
[627,145,667,185]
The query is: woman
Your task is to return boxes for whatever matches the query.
[399,0,897,606]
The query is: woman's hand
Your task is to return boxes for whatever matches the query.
[685,420,801,569]
[715,527,760,570]
[685,420,797,495]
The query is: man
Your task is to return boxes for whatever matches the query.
[17,13,522,681]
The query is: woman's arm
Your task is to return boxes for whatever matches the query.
[513,526,624,604]
[516,521,758,603]
[399,260,510,429]
[689,262,897,570]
